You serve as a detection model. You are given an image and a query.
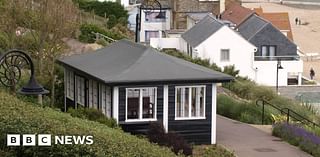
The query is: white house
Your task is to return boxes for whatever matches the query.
[151,14,304,87]
[151,14,258,82]
[138,7,171,43]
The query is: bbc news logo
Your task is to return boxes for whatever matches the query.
[7,134,93,146]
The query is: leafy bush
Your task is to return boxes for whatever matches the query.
[107,14,117,29]
[147,122,192,156]
[79,23,126,43]
[74,0,128,20]
[0,92,178,157]
[68,107,118,128]
[217,94,272,124]
[223,65,239,77]
[273,123,320,156]
[162,49,221,72]
[193,145,235,157]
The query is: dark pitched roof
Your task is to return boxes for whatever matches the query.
[186,12,211,22]
[181,14,224,47]
[259,12,294,41]
[58,40,232,84]
[238,14,269,40]
[221,4,255,26]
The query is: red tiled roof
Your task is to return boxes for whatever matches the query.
[221,4,255,26]
[257,11,294,41]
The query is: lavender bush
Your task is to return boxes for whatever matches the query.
[273,123,320,157]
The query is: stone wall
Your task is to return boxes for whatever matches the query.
[170,0,220,29]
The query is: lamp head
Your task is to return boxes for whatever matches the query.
[19,75,49,95]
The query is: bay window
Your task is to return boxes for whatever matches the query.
[126,87,157,121]
[175,86,205,120]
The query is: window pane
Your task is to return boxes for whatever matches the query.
[262,46,268,57]
[142,88,156,118]
[127,89,140,119]
[106,86,112,117]
[221,49,230,61]
[145,31,159,42]
[145,12,166,22]
[184,88,189,117]
[93,81,98,109]
[176,88,182,117]
[191,87,197,117]
[70,72,74,99]
[269,46,276,56]
[89,80,93,107]
[199,87,205,117]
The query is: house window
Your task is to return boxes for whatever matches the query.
[75,76,85,106]
[187,44,193,57]
[220,49,230,62]
[88,80,98,109]
[145,12,166,22]
[100,84,112,117]
[66,70,74,100]
[175,86,205,120]
[261,45,276,60]
[145,31,159,43]
[126,87,157,121]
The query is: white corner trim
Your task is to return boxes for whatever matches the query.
[163,85,169,133]
[211,83,217,144]
[112,86,119,124]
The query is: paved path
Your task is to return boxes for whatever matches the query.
[217,115,312,157]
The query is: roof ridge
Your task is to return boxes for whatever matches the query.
[110,45,151,80]
[246,14,270,40]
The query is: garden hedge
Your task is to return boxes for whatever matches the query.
[0,92,177,157]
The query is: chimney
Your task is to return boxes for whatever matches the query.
[220,0,226,13]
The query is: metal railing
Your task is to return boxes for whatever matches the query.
[254,55,300,61]
[92,32,116,43]
[256,99,320,128]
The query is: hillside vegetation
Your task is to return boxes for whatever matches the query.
[0,92,177,157]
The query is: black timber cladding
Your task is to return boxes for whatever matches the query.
[119,85,164,134]
[168,84,212,144]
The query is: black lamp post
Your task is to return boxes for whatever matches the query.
[135,0,165,42]
[0,49,49,103]
[276,59,283,94]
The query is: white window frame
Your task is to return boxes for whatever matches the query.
[175,85,206,120]
[125,87,157,122]
[220,49,230,62]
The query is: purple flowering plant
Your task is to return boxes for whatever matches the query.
[273,123,320,157]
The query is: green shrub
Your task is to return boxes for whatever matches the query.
[68,107,118,128]
[79,23,126,43]
[193,145,235,157]
[74,0,128,20]
[162,49,221,72]
[223,65,239,77]
[0,92,178,156]
[217,94,272,124]
[273,123,320,157]
[107,14,117,29]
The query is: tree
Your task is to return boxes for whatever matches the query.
[0,0,79,107]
